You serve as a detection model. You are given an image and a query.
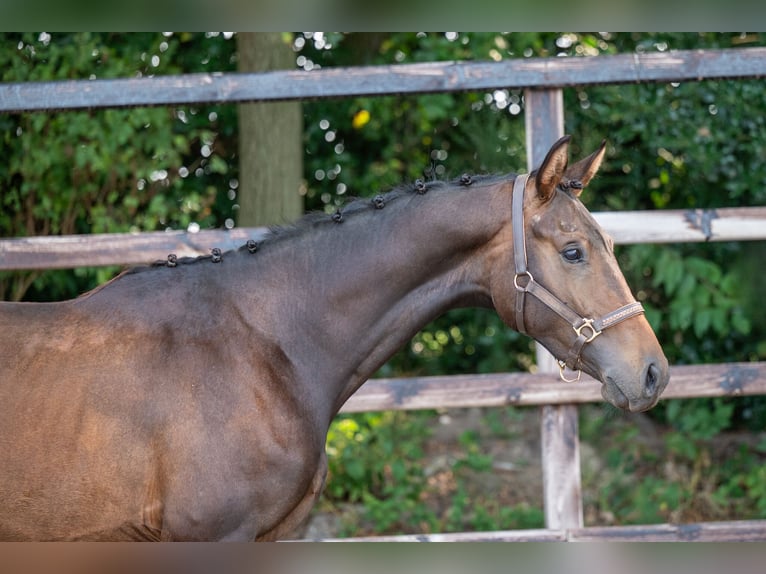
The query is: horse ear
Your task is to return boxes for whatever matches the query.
[564,139,607,196]
[534,135,570,203]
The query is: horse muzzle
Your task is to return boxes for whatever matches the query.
[601,357,670,412]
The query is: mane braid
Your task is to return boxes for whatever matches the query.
[260,171,511,244]
[257,184,413,244]
[122,172,516,276]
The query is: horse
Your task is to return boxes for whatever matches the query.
[0,136,669,541]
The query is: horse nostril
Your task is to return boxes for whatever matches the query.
[644,362,659,397]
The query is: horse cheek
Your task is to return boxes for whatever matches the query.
[488,268,517,329]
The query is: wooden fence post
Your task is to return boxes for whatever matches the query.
[524,88,584,531]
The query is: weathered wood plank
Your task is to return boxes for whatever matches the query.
[525,87,584,531]
[2,48,766,113]
[340,362,766,413]
[341,372,598,412]
[594,207,766,244]
[2,207,764,271]
[567,519,766,542]
[309,519,766,542]
[541,404,583,529]
[524,88,564,166]
[310,528,566,542]
[0,228,269,270]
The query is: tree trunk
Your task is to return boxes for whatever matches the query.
[236,33,303,227]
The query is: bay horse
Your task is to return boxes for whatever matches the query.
[0,136,668,541]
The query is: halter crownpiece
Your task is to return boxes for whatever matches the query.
[511,173,645,382]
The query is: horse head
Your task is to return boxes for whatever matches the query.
[492,136,669,412]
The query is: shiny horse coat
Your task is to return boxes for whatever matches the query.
[0,137,668,540]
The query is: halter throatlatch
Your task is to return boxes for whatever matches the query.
[511,174,645,382]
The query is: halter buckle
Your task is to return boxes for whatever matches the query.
[574,318,601,343]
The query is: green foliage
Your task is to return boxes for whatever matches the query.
[454,430,494,472]
[580,402,766,526]
[324,411,432,503]
[377,309,536,378]
[323,407,544,536]
[625,245,751,352]
[666,398,735,442]
[324,411,437,534]
[712,438,766,518]
[0,32,239,301]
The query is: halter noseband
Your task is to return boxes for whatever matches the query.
[511,173,645,382]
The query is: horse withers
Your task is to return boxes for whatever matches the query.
[0,136,668,540]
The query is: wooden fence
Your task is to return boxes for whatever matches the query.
[2,44,766,542]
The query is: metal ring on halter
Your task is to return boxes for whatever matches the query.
[513,271,534,292]
[558,360,582,383]
[574,318,602,343]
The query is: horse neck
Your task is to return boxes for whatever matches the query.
[256,181,511,417]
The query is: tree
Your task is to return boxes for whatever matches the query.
[236,32,303,227]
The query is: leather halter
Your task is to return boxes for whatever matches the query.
[511,174,645,382]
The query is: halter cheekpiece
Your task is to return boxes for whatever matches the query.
[511,173,645,382]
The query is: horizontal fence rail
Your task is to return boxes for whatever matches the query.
[1,47,766,113]
[0,228,269,271]
[341,362,766,413]
[314,519,766,543]
[2,206,765,271]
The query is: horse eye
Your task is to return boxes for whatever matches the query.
[562,247,584,262]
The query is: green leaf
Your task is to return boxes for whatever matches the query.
[693,309,712,338]
[731,311,751,335]
[345,459,365,481]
